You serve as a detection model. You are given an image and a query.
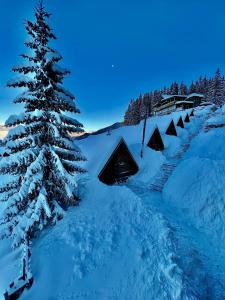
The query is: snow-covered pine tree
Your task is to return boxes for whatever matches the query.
[124,100,134,125]
[169,82,179,95]
[141,93,152,118]
[209,69,225,105]
[189,81,197,94]
[179,82,188,95]
[0,1,86,249]
[133,96,142,124]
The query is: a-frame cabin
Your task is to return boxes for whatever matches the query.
[177,116,184,128]
[147,127,164,151]
[190,110,194,117]
[184,113,190,123]
[98,138,139,185]
[165,120,177,136]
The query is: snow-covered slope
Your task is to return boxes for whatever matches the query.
[2,105,224,300]
[163,111,225,298]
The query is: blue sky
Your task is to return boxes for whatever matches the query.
[1,0,225,131]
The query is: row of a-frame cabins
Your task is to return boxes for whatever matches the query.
[96,110,194,185]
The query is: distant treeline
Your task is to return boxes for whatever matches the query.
[124,69,225,125]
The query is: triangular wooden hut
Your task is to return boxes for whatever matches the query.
[190,110,194,117]
[177,116,184,128]
[147,127,164,151]
[98,138,139,185]
[165,120,177,136]
[184,113,190,123]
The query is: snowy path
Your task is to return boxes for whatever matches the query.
[149,115,206,193]
[127,111,225,299]
[127,184,225,299]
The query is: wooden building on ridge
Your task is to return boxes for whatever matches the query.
[153,93,204,115]
[186,93,204,107]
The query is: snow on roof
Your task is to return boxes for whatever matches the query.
[199,101,212,106]
[186,93,204,99]
[161,94,204,102]
[161,94,187,101]
[176,100,194,104]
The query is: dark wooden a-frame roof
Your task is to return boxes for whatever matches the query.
[184,113,190,123]
[147,127,164,151]
[166,120,177,136]
[98,138,139,185]
[177,116,184,128]
[190,110,194,117]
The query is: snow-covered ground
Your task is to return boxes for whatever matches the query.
[2,105,225,299]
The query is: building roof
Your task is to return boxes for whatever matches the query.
[161,94,187,101]
[186,93,204,99]
[161,93,204,103]
[176,100,194,104]
[199,101,212,106]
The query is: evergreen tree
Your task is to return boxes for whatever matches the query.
[0,1,86,249]
[140,93,151,119]
[133,95,142,124]
[153,90,162,103]
[169,82,179,94]
[189,81,197,94]
[209,69,225,105]
[123,70,225,123]
[124,100,135,125]
[124,95,143,125]
[179,82,188,95]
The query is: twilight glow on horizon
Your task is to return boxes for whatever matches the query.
[1,0,225,131]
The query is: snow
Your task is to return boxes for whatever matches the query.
[78,109,195,179]
[176,100,194,104]
[205,114,225,128]
[162,113,225,298]
[7,76,35,86]
[45,51,62,62]
[6,180,206,300]
[161,94,204,102]
[221,104,225,113]
[186,93,204,99]
[161,94,187,101]
[52,64,70,74]
[200,101,212,106]
[1,104,223,299]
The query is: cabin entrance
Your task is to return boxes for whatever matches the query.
[98,139,139,185]
[177,117,184,128]
[184,114,190,122]
[166,120,177,136]
[147,128,164,151]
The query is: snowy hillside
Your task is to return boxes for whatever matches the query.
[2,105,225,299]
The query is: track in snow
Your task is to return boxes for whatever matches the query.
[126,110,225,299]
[149,115,206,193]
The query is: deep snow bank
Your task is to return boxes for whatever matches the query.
[163,121,225,298]
[163,126,225,245]
[19,179,205,300]
[0,107,213,300]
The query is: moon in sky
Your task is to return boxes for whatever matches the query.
[111,64,115,68]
